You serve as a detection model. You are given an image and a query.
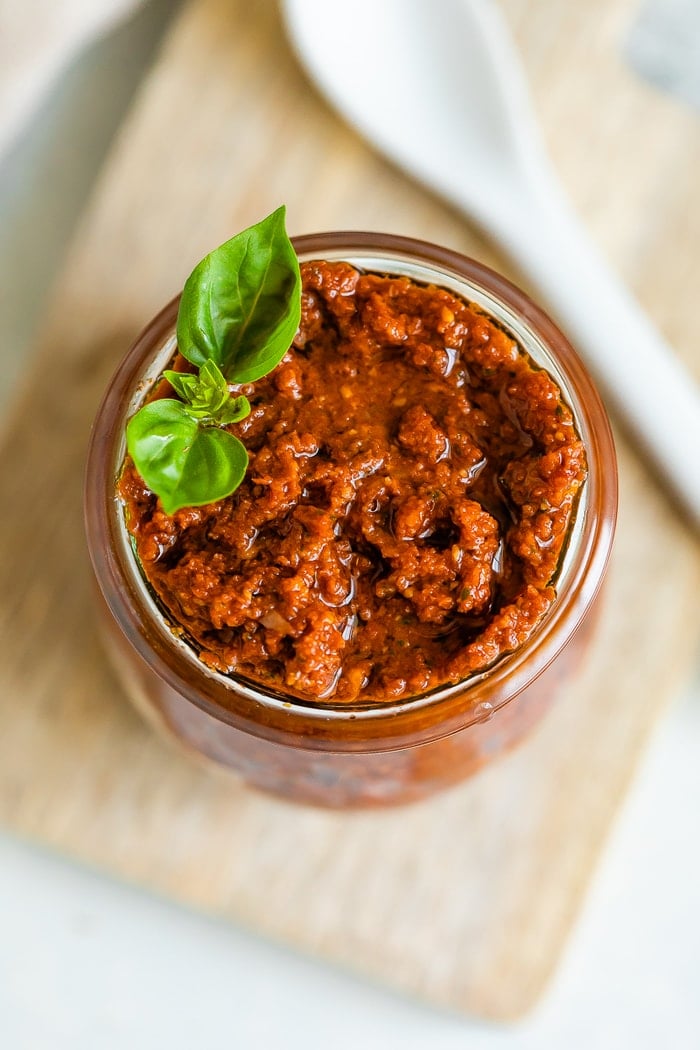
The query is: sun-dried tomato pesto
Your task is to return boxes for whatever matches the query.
[119,261,587,703]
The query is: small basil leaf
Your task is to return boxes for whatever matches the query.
[198,359,227,387]
[126,400,248,515]
[195,359,230,414]
[164,370,198,401]
[179,404,220,422]
[216,394,251,425]
[165,362,229,417]
[176,205,301,383]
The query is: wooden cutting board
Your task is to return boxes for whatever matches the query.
[0,0,698,1021]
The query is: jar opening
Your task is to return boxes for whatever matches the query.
[104,235,611,728]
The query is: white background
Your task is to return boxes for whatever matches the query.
[0,4,698,1046]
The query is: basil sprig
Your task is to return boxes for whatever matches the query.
[163,360,251,425]
[125,207,301,515]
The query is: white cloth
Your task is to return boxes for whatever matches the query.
[0,0,144,158]
[626,0,700,109]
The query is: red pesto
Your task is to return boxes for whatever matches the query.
[119,261,587,703]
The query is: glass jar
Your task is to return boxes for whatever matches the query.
[84,232,617,808]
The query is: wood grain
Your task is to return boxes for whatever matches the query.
[0,0,698,1019]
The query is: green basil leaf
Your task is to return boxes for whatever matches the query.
[163,370,199,402]
[176,205,301,383]
[216,394,251,425]
[195,359,230,414]
[164,362,229,415]
[167,359,228,415]
[126,399,248,515]
[163,362,251,425]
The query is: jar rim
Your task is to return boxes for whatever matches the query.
[85,231,617,750]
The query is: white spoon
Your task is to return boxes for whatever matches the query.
[283,0,700,528]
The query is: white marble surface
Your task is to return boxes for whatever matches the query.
[0,5,698,1046]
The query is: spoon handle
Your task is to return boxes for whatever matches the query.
[494,187,700,528]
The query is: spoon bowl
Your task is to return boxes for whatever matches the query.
[286,0,549,224]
